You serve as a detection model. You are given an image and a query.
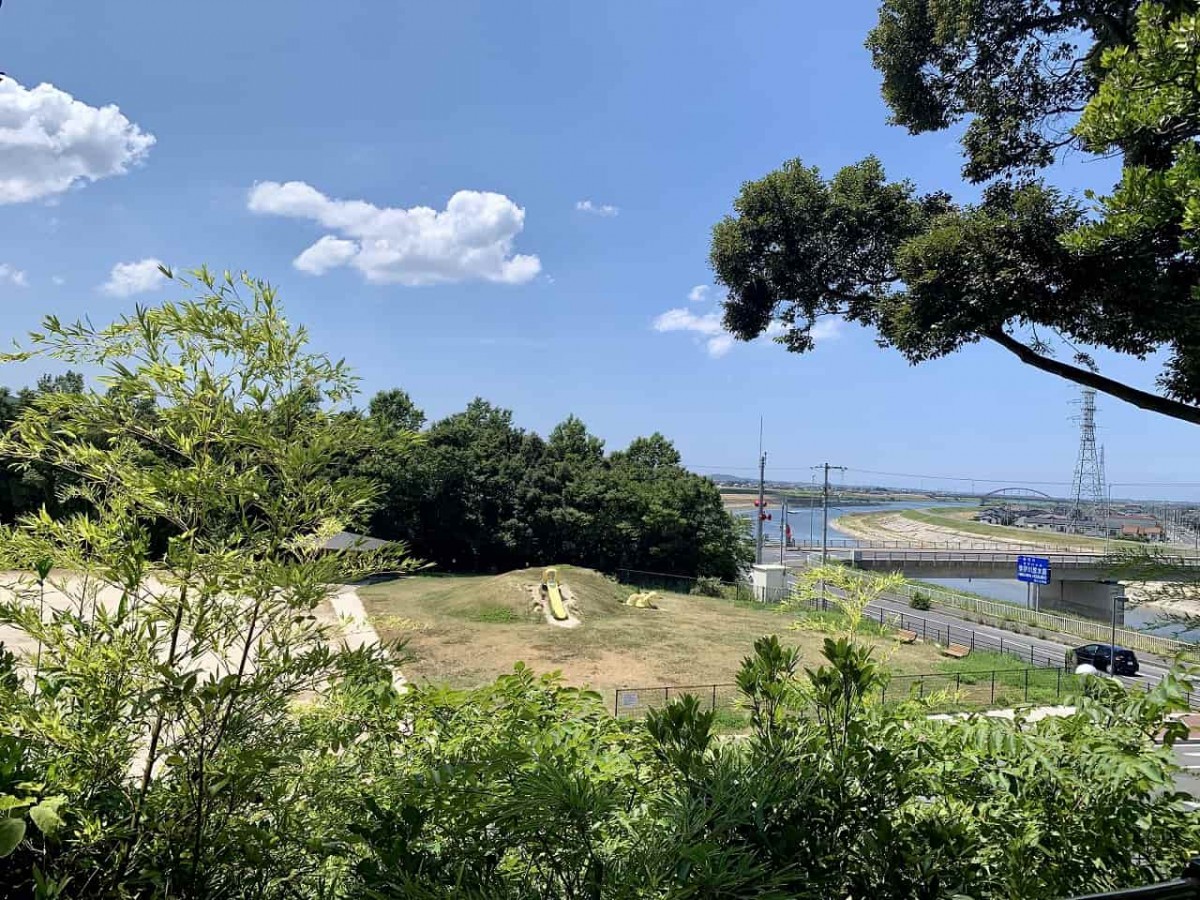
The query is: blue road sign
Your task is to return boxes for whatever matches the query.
[1016,555,1051,585]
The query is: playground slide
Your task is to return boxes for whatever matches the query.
[542,568,568,621]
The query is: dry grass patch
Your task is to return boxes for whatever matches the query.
[359,566,949,699]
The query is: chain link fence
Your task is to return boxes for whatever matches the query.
[613,665,1080,718]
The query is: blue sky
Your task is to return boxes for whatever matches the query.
[1,0,1198,498]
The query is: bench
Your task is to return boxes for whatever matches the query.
[941,643,971,659]
[894,629,918,644]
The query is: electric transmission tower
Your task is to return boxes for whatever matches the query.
[1069,388,1106,532]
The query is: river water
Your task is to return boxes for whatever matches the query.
[736,499,1197,639]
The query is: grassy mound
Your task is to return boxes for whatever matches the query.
[359,567,952,698]
[363,565,629,626]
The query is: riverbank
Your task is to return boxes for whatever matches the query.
[837,507,1152,553]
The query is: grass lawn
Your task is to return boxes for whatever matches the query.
[888,649,1081,709]
[359,566,953,699]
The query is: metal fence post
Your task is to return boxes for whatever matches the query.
[614,690,619,716]
[955,673,961,692]
[923,619,927,640]
[712,684,717,711]
[970,631,975,652]
[1024,669,1030,703]
[664,687,669,706]
[991,670,996,704]
[1057,668,1062,698]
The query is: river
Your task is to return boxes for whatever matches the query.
[736,500,1198,639]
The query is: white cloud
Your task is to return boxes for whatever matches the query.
[51,275,65,286]
[652,307,734,358]
[0,264,27,287]
[575,199,619,217]
[688,284,725,303]
[0,79,155,205]
[248,181,542,286]
[654,285,843,358]
[101,258,167,297]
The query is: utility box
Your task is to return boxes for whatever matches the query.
[749,564,787,603]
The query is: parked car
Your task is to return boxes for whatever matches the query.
[1073,643,1139,676]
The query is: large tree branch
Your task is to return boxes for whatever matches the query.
[986,328,1200,425]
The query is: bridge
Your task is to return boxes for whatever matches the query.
[780,542,1200,617]
[980,487,1055,502]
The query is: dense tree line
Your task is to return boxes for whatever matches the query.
[358,391,750,579]
[0,377,750,581]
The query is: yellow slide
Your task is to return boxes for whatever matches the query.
[542,567,568,621]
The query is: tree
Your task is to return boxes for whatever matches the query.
[368,387,426,433]
[712,1,1200,426]
[0,268,416,896]
[357,397,751,579]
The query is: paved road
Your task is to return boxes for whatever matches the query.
[1173,743,1200,804]
[820,584,1182,697]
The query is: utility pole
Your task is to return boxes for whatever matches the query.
[811,463,848,565]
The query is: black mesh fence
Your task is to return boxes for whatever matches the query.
[613,665,1081,719]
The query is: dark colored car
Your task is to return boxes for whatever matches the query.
[1073,643,1139,676]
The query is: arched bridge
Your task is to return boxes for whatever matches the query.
[980,487,1055,501]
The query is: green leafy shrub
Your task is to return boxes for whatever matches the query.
[690,575,727,598]
[909,590,932,611]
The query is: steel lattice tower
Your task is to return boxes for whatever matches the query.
[1069,388,1106,529]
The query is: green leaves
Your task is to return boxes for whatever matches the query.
[0,816,25,857]
[28,797,66,836]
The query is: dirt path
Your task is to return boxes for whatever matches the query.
[0,575,407,693]
[321,585,409,691]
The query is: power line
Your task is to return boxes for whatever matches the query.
[687,462,1200,489]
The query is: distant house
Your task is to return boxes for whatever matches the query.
[1120,524,1165,541]
[977,507,1014,526]
[1019,513,1072,533]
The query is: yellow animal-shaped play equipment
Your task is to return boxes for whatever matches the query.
[625,591,658,609]
[541,567,568,621]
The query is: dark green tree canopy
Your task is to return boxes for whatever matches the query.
[368,387,426,433]
[868,0,1148,181]
[713,1,1200,425]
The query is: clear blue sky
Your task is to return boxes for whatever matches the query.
[1,0,1197,498]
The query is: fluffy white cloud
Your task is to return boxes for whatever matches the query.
[654,287,842,358]
[101,258,167,297]
[652,308,734,358]
[688,284,725,303]
[0,79,155,204]
[51,275,65,286]
[0,264,27,287]
[248,181,542,286]
[575,199,619,217]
